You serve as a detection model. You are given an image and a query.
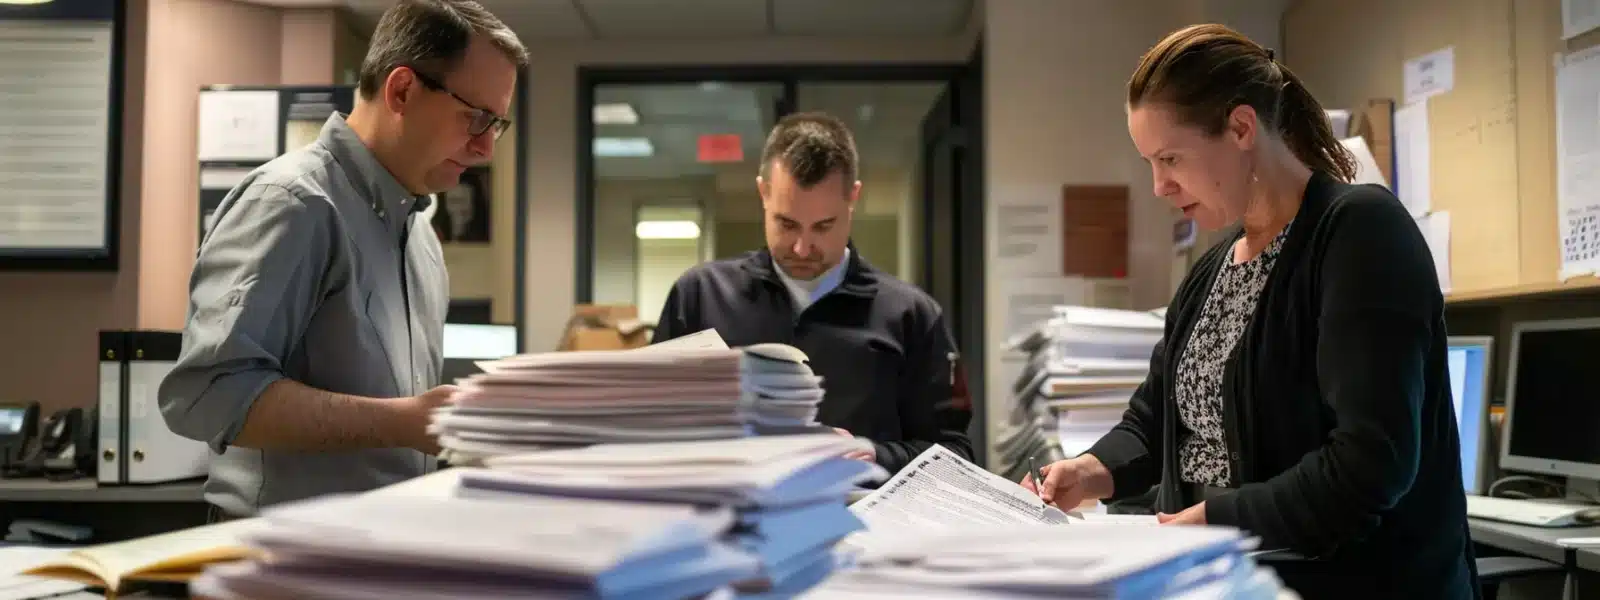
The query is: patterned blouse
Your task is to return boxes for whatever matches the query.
[1175,225,1291,487]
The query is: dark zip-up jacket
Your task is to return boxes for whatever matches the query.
[1086,171,1478,599]
[653,246,973,474]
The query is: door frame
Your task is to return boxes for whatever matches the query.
[575,64,967,303]
[574,62,986,462]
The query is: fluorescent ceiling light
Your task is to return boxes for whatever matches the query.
[594,137,653,158]
[635,220,701,240]
[593,103,638,125]
[0,0,54,4]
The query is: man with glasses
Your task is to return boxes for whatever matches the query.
[159,0,526,519]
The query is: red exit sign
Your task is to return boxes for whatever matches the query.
[697,134,743,163]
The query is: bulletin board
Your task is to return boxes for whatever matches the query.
[1284,0,1529,295]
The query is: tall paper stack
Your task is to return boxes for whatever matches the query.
[806,523,1290,599]
[430,336,828,464]
[997,306,1164,482]
[191,491,761,600]
[460,434,885,598]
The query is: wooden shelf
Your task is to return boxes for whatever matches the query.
[1445,277,1600,307]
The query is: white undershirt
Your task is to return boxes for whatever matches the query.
[774,248,851,313]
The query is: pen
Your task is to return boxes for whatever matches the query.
[1027,455,1044,496]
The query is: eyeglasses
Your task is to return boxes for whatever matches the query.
[406,67,512,140]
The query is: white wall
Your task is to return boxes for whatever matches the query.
[521,36,975,351]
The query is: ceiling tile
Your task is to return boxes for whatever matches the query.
[579,0,767,38]
[772,0,971,37]
[476,0,592,39]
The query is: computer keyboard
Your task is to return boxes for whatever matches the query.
[1465,495,1597,528]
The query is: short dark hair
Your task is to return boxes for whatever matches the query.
[759,112,859,188]
[1127,24,1357,182]
[358,0,529,100]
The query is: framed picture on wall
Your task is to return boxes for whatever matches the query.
[432,166,491,244]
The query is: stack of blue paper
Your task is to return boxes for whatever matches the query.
[461,434,886,598]
[189,491,759,600]
[801,523,1290,599]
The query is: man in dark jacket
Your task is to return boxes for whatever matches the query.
[652,112,972,474]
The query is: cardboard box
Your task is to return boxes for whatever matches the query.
[556,305,653,351]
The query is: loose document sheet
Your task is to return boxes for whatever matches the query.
[848,445,1155,549]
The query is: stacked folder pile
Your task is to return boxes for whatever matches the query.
[460,434,886,598]
[804,523,1290,599]
[430,341,828,463]
[190,491,761,600]
[995,306,1165,482]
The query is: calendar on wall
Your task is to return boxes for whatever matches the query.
[1562,208,1600,271]
[1554,45,1600,280]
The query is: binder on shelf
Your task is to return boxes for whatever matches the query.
[97,330,208,485]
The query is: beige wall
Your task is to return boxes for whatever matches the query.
[521,36,978,352]
[0,0,357,414]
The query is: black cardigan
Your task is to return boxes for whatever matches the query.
[1086,171,1478,598]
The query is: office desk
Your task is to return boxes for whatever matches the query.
[0,479,207,543]
[1580,548,1600,573]
[1469,517,1600,564]
[0,479,203,503]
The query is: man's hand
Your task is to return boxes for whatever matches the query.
[1157,501,1207,526]
[1018,454,1114,509]
[397,384,458,455]
[832,427,876,462]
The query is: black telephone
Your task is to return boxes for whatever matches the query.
[0,401,40,474]
[1,405,94,480]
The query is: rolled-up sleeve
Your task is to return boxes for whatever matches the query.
[158,184,331,453]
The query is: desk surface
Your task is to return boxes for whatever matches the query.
[1580,547,1600,572]
[0,478,204,503]
[1470,517,1600,564]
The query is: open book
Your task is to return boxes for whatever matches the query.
[846,445,1156,550]
[21,518,264,593]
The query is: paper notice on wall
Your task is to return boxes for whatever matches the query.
[1555,47,1600,279]
[1417,211,1452,293]
[1002,276,1087,344]
[198,89,280,161]
[994,197,1062,276]
[1404,46,1455,104]
[1394,101,1432,217]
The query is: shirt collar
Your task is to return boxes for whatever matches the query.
[317,113,432,220]
[774,247,851,300]
[741,242,879,299]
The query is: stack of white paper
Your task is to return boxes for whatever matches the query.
[805,523,1288,599]
[996,306,1163,482]
[460,434,886,598]
[430,332,828,463]
[191,492,759,600]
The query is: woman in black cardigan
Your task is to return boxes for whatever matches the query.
[1021,24,1478,598]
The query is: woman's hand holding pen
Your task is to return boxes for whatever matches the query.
[1019,454,1114,509]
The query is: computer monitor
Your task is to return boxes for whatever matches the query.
[441,323,518,383]
[1500,318,1600,480]
[1448,336,1493,494]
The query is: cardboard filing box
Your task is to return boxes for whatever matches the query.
[556,305,653,351]
[97,331,209,485]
